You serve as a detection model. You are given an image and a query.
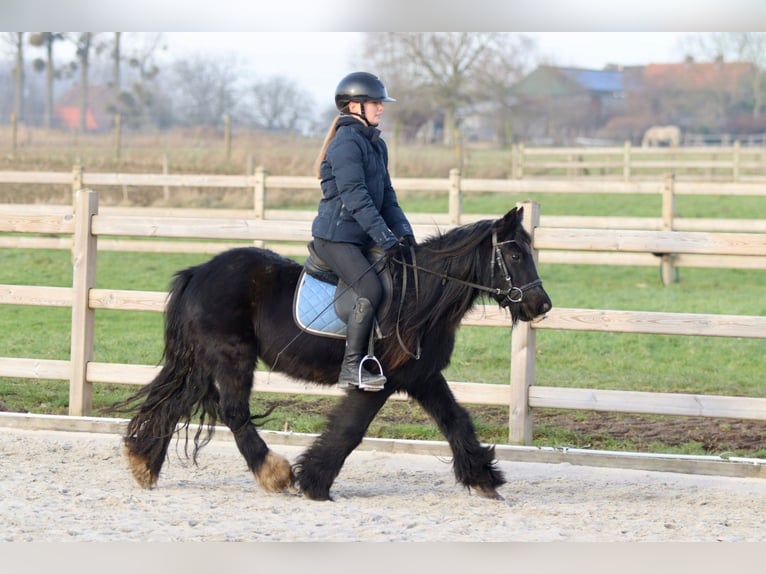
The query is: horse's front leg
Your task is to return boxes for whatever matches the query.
[408,373,506,499]
[295,387,393,501]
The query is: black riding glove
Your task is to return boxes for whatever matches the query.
[400,234,417,250]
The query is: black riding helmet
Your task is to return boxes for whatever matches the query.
[335,72,396,112]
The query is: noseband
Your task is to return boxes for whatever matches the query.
[491,231,543,304]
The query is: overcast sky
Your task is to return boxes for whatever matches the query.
[159,32,694,105]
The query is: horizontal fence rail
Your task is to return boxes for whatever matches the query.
[3,166,766,278]
[511,142,766,181]
[2,188,765,451]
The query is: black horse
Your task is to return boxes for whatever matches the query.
[110,206,552,501]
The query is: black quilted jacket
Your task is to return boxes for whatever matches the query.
[311,115,413,249]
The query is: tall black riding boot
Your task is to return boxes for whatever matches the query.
[337,297,386,391]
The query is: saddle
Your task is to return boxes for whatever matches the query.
[293,241,394,339]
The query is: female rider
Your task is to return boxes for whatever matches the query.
[311,71,416,390]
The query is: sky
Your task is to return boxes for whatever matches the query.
[1,0,761,108]
[158,32,694,106]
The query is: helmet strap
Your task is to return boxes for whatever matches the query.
[345,102,371,126]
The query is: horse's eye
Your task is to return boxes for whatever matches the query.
[511,253,521,262]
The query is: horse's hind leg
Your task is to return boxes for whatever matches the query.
[122,363,211,489]
[214,354,295,493]
[408,373,506,499]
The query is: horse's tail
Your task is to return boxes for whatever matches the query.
[107,266,220,489]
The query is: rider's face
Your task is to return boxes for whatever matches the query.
[349,100,384,126]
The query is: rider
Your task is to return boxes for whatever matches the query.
[311,71,416,390]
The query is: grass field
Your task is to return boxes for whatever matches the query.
[1,132,765,456]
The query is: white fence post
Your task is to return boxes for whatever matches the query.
[71,164,84,209]
[448,168,462,225]
[253,165,267,219]
[508,200,540,445]
[661,173,679,285]
[69,189,98,416]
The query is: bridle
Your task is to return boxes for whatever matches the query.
[391,230,543,359]
[396,230,543,306]
[490,231,543,304]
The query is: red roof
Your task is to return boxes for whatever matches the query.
[54,85,113,131]
[642,61,752,91]
[55,107,100,130]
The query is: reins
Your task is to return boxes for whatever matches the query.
[393,230,543,308]
[276,229,543,370]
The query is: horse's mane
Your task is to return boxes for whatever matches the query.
[380,219,500,367]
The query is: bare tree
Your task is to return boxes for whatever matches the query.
[29,32,66,128]
[113,33,166,128]
[472,34,538,146]
[69,32,97,132]
[171,54,243,127]
[125,33,164,84]
[112,32,121,96]
[364,32,504,145]
[248,76,314,133]
[684,32,766,118]
[2,33,25,121]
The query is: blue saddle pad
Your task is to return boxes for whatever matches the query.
[293,272,347,339]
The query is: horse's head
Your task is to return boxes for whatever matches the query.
[489,206,552,322]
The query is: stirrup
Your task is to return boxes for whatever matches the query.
[358,355,386,392]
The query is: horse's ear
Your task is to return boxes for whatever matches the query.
[496,206,523,229]
[492,206,524,240]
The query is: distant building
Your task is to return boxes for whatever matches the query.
[509,65,635,144]
[54,85,115,131]
[509,60,758,145]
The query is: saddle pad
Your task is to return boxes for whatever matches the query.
[293,271,347,339]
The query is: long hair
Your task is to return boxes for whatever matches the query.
[313,115,341,178]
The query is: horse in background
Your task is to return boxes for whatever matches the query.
[642,125,681,147]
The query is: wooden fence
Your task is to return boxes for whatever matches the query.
[511,142,766,181]
[3,166,766,284]
[2,190,766,445]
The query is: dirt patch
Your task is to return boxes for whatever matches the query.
[531,410,766,453]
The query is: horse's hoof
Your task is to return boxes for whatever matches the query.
[472,485,505,500]
[255,451,296,493]
[301,490,334,502]
[124,446,157,489]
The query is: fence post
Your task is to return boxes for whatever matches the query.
[661,173,679,285]
[224,114,232,161]
[253,165,267,219]
[733,140,740,181]
[11,112,18,156]
[623,140,631,181]
[162,154,170,202]
[448,168,462,225]
[71,164,84,209]
[510,144,517,180]
[453,128,463,171]
[114,113,122,160]
[508,200,540,445]
[69,189,99,416]
[517,143,525,179]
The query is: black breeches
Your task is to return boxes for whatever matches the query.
[312,238,383,309]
